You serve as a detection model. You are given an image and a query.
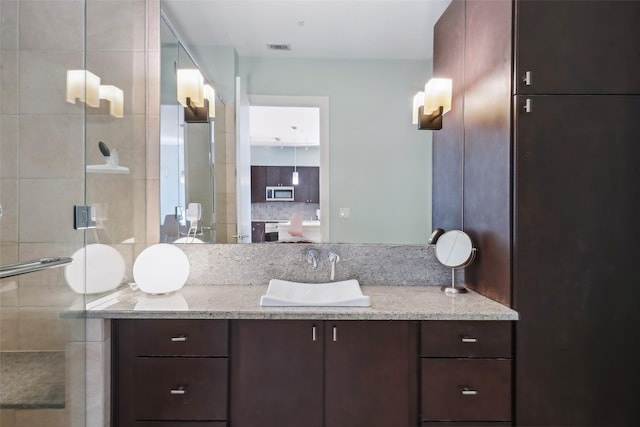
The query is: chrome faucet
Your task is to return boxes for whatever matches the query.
[306,249,320,270]
[327,251,340,281]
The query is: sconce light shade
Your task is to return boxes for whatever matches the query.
[99,85,124,118]
[414,77,452,130]
[204,84,216,118]
[66,70,101,108]
[177,69,204,108]
[292,171,299,185]
[424,78,452,115]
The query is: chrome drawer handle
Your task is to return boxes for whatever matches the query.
[312,326,317,342]
[170,386,187,395]
[462,388,478,396]
[170,335,188,342]
[461,337,478,343]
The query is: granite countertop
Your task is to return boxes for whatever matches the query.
[71,285,518,321]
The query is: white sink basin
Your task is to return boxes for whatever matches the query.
[260,279,371,307]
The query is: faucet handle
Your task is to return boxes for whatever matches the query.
[327,251,340,264]
[306,249,320,270]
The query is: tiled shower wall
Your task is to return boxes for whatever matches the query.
[0,0,159,426]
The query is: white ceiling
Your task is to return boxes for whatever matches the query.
[162,0,452,60]
[161,0,452,145]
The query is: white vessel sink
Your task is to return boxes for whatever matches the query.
[260,279,371,307]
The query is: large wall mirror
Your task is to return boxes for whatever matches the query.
[160,0,452,244]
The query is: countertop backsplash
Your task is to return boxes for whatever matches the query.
[178,243,455,287]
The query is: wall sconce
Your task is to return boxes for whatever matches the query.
[204,84,216,119]
[66,70,101,108]
[99,85,124,118]
[413,77,452,130]
[177,69,209,123]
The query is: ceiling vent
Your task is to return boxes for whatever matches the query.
[266,43,291,51]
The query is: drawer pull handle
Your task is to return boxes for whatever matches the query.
[170,386,187,395]
[332,326,338,342]
[170,335,188,342]
[462,388,478,396]
[461,337,478,343]
[312,326,317,342]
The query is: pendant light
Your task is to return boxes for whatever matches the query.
[292,126,299,185]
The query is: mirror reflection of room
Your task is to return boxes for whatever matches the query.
[249,106,321,243]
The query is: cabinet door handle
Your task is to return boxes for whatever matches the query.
[332,326,338,342]
[462,388,478,396]
[312,326,317,342]
[523,70,532,86]
[461,337,478,343]
[524,98,532,113]
[170,386,187,395]
[170,335,188,342]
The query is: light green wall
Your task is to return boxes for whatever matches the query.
[239,56,433,244]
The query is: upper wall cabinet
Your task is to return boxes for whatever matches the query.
[514,0,640,95]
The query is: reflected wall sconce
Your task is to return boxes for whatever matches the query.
[99,85,124,118]
[177,68,210,123]
[412,77,452,130]
[66,70,101,108]
[66,70,124,118]
[204,84,216,119]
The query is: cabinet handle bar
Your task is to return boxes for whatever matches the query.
[461,337,478,343]
[170,335,188,342]
[332,326,337,342]
[170,387,187,395]
[312,326,317,342]
[462,388,478,396]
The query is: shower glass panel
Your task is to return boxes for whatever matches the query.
[0,0,88,425]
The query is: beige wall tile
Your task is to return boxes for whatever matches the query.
[145,178,160,243]
[19,115,84,179]
[0,1,18,50]
[86,0,145,52]
[19,50,84,116]
[0,245,19,307]
[18,179,85,244]
[19,0,83,51]
[0,50,17,114]
[0,179,17,242]
[0,409,16,427]
[19,308,68,350]
[0,307,18,350]
[66,341,86,427]
[15,408,69,427]
[0,115,18,178]
[146,114,160,179]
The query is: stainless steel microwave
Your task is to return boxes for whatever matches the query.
[266,186,294,201]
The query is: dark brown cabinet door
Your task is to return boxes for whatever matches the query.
[324,321,418,427]
[230,320,324,427]
[250,166,267,202]
[293,166,319,203]
[251,221,265,243]
[514,95,640,425]
[514,0,640,95]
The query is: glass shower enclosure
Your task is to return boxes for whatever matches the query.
[0,0,157,425]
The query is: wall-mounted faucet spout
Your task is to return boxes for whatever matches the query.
[327,251,340,281]
[306,249,320,270]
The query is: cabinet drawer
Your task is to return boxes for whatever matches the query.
[421,321,511,358]
[133,358,228,421]
[134,423,227,427]
[421,359,511,421]
[132,319,228,356]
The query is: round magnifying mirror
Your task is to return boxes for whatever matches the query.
[435,230,474,268]
[434,230,476,294]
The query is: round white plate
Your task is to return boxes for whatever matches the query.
[133,244,190,294]
[64,244,126,294]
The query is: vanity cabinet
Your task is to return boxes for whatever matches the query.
[112,319,230,427]
[420,321,512,425]
[230,320,418,427]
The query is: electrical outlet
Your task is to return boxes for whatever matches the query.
[339,208,350,219]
